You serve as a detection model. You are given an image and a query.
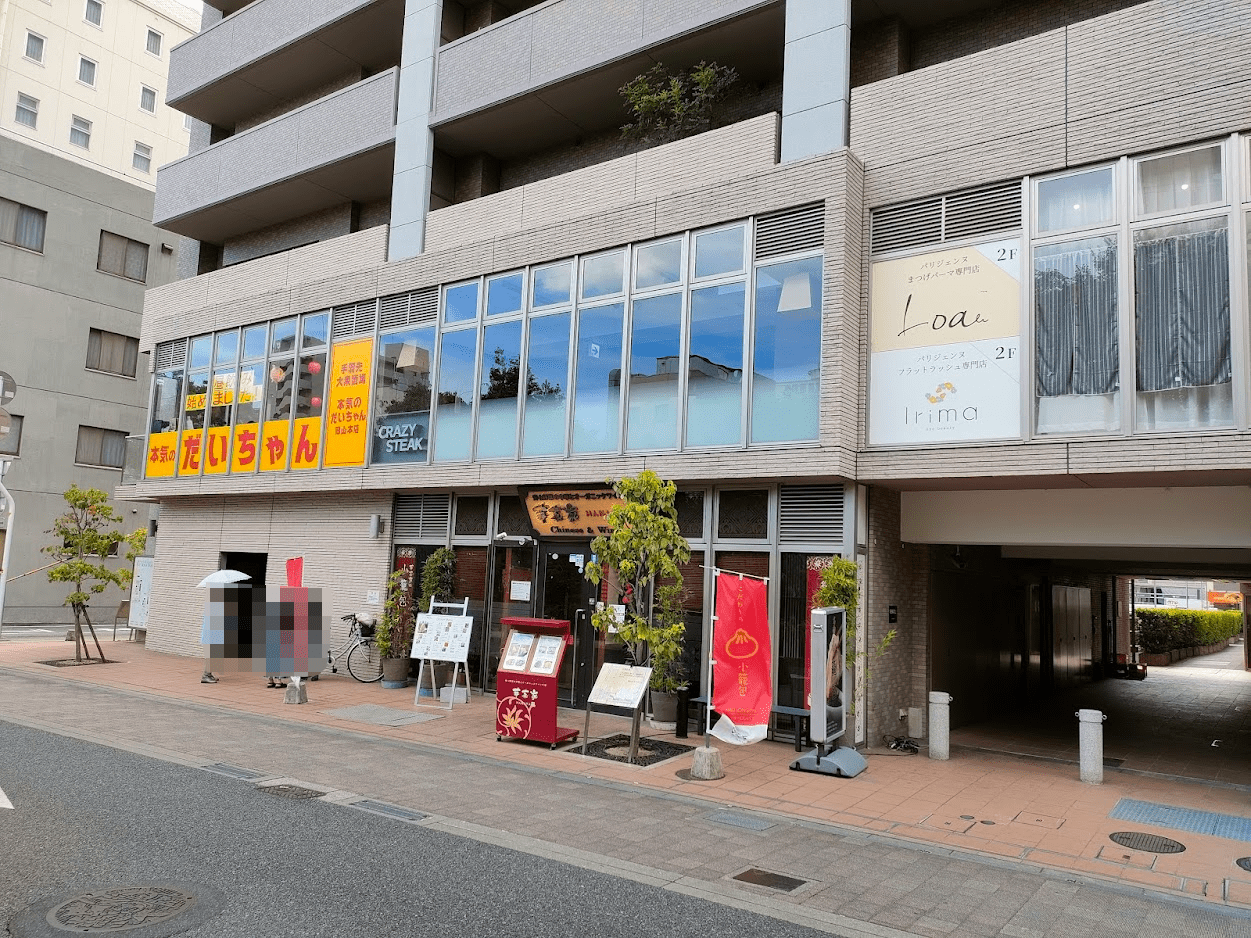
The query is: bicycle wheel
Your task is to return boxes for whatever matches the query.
[346,640,384,683]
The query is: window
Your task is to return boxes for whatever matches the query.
[76,426,127,468]
[97,231,149,282]
[78,56,97,87]
[70,115,91,148]
[626,292,682,451]
[475,319,522,458]
[183,113,194,132]
[0,414,23,457]
[86,328,139,377]
[521,312,570,457]
[84,0,103,27]
[0,198,47,252]
[139,86,156,113]
[751,255,821,443]
[1037,167,1114,234]
[15,93,38,129]
[687,281,746,446]
[432,328,478,462]
[1137,146,1223,216]
[372,326,435,464]
[132,142,151,173]
[444,281,479,324]
[571,302,624,453]
[145,29,162,57]
[24,32,45,63]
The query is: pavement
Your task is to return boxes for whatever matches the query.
[2,635,1251,937]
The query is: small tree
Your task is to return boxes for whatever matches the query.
[619,61,738,144]
[374,569,410,660]
[43,485,146,663]
[812,557,894,714]
[585,471,691,692]
[416,547,456,619]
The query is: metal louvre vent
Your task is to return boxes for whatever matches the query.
[755,202,824,260]
[870,199,942,255]
[871,180,1022,256]
[331,300,378,339]
[379,287,438,331]
[779,485,844,545]
[392,494,451,541]
[154,339,187,371]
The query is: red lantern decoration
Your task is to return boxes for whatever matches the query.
[307,360,322,375]
[310,397,321,409]
[270,366,284,383]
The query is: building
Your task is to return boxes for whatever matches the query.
[128,0,1251,746]
[0,0,196,627]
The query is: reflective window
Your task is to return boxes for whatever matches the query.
[522,312,570,457]
[235,363,263,427]
[476,320,523,459]
[209,369,235,426]
[270,318,297,354]
[581,251,625,300]
[301,312,329,349]
[265,359,294,420]
[487,272,523,317]
[189,336,212,371]
[626,293,682,451]
[752,256,821,443]
[1137,146,1223,216]
[296,352,326,418]
[149,371,183,433]
[1037,168,1114,233]
[634,239,682,291]
[242,324,267,361]
[433,329,478,461]
[572,303,624,453]
[687,281,746,446]
[445,281,479,324]
[533,262,572,307]
[372,327,434,464]
[695,226,745,279]
[214,330,238,366]
[183,371,208,430]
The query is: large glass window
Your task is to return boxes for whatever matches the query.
[572,303,624,453]
[476,319,523,459]
[0,198,46,252]
[581,250,625,300]
[626,293,682,451]
[149,370,183,433]
[687,281,746,446]
[752,256,821,443]
[1037,168,1114,234]
[433,329,478,461]
[522,312,570,457]
[444,281,479,324]
[487,272,523,317]
[372,327,434,464]
[634,239,682,291]
[533,262,571,307]
[1137,146,1223,216]
[694,225,745,279]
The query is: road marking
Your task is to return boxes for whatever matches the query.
[0,784,12,809]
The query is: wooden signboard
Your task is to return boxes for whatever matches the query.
[520,488,623,538]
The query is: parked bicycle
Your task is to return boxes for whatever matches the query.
[325,612,383,683]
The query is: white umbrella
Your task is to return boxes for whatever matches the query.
[197,569,251,588]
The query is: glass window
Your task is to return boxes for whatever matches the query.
[15,94,38,129]
[235,363,263,427]
[0,414,24,456]
[476,319,523,459]
[444,281,479,324]
[486,272,523,317]
[140,86,156,113]
[78,57,96,86]
[1133,217,1232,431]
[146,29,162,57]
[25,32,44,63]
[97,231,147,281]
[634,239,682,291]
[242,324,267,360]
[751,256,821,443]
[214,330,238,366]
[265,359,294,420]
[695,226,745,279]
[0,197,46,252]
[687,281,746,446]
[581,250,625,300]
[1137,146,1223,216]
[1034,237,1120,434]
[84,0,102,26]
[75,426,126,468]
[626,292,682,451]
[1037,168,1114,233]
[433,328,478,461]
[301,312,328,350]
[70,116,91,149]
[188,336,212,370]
[86,328,139,377]
[571,302,624,453]
[149,370,182,432]
[132,142,152,173]
[209,368,235,428]
[372,327,434,464]
[270,317,297,354]
[183,371,208,429]
[532,261,571,307]
[296,352,326,418]
[522,312,570,458]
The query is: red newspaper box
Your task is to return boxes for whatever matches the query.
[495,616,578,749]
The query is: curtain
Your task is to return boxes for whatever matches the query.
[1034,238,1119,397]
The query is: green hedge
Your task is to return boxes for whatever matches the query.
[1136,608,1242,654]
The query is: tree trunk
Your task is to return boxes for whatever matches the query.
[80,604,107,664]
[72,604,85,661]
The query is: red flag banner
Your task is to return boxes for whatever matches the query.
[710,572,772,745]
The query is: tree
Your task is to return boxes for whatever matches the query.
[43,485,146,663]
[585,471,691,692]
[619,61,739,145]
[811,557,894,713]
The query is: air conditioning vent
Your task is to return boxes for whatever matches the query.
[871,180,1022,256]
[379,287,438,331]
[392,493,451,541]
[154,338,187,371]
[755,202,824,260]
[331,300,377,339]
[779,484,845,545]
[870,199,942,255]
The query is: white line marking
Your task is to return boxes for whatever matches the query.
[0,785,12,809]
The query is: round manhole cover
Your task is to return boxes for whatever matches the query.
[259,784,324,800]
[1109,831,1186,854]
[1236,857,1251,873]
[48,886,194,933]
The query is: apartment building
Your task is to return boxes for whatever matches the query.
[0,0,195,627]
[128,0,1251,744]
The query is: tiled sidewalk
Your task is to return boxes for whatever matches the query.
[3,637,1251,912]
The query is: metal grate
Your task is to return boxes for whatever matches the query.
[779,484,844,545]
[732,868,807,891]
[200,763,265,780]
[349,799,427,823]
[871,180,1021,256]
[258,783,326,800]
[393,493,451,541]
[755,202,824,259]
[153,338,187,371]
[870,198,942,255]
[379,287,438,330]
[1108,831,1186,854]
[1110,798,1251,842]
[331,300,378,339]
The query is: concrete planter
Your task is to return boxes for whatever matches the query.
[1140,637,1231,667]
[381,658,409,688]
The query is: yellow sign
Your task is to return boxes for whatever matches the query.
[185,393,207,411]
[231,422,260,473]
[177,428,203,476]
[522,489,623,538]
[323,338,373,468]
[144,431,178,478]
[259,419,290,472]
[202,427,231,475]
[290,416,322,470]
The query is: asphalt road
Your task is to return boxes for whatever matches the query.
[0,721,835,938]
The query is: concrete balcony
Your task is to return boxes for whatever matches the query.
[169,0,403,129]
[154,70,398,244]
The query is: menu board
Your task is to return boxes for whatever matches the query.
[587,663,653,709]
[528,635,564,675]
[500,632,535,672]
[410,614,474,663]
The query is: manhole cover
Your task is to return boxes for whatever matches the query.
[258,784,324,800]
[733,868,807,892]
[1236,857,1251,873]
[1109,831,1186,854]
[47,886,194,932]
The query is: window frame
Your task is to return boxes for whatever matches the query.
[77,55,97,88]
[1133,141,1228,221]
[96,230,149,283]
[14,93,39,130]
[85,328,140,378]
[75,425,127,469]
[139,85,157,114]
[1031,162,1118,239]
[69,115,92,149]
[0,197,47,253]
[23,30,46,65]
[83,0,103,29]
[145,28,162,58]
[132,141,152,173]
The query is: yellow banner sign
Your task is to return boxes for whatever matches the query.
[323,338,373,468]
[177,428,202,476]
[202,427,230,475]
[231,423,260,473]
[291,416,322,470]
[145,431,178,478]
[185,393,207,411]
[522,489,623,538]
[259,419,290,472]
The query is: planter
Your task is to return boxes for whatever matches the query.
[381,658,409,688]
[648,689,679,729]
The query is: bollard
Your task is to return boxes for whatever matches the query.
[928,691,953,760]
[1077,709,1106,783]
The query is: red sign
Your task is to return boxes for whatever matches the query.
[711,572,772,743]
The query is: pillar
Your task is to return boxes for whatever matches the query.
[781,0,851,162]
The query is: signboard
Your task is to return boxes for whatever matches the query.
[145,431,178,478]
[231,423,260,473]
[128,557,154,632]
[808,606,847,746]
[372,411,429,464]
[290,416,322,470]
[586,663,653,709]
[0,371,15,407]
[323,338,373,467]
[409,613,474,663]
[521,488,623,538]
[202,427,230,475]
[177,428,202,476]
[500,631,535,671]
[868,239,1021,446]
[709,572,772,745]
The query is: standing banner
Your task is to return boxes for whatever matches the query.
[323,338,373,468]
[710,572,772,745]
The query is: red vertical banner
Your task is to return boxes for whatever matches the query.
[710,572,772,745]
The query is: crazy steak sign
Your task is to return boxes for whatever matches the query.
[372,412,429,463]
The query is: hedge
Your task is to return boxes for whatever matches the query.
[1136,607,1243,654]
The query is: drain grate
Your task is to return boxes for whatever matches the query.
[707,810,777,832]
[1109,831,1186,854]
[200,763,265,780]
[349,800,427,823]
[733,868,807,892]
[1236,857,1251,873]
[258,784,325,800]
[1110,798,1251,843]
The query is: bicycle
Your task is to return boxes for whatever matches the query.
[326,612,383,683]
[883,734,919,754]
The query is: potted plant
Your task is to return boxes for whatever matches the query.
[414,547,456,696]
[375,569,413,688]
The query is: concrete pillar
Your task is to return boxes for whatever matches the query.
[928,691,952,760]
[691,746,725,780]
[781,0,851,162]
[1077,709,1105,783]
[388,0,442,261]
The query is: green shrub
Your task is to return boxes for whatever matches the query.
[1136,608,1241,653]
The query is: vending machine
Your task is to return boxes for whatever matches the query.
[495,616,579,749]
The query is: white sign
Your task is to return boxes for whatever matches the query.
[508,579,532,602]
[128,557,154,632]
[365,589,380,604]
[409,613,474,663]
[587,663,652,709]
[528,634,564,675]
[499,631,534,671]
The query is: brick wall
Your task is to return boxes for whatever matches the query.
[222,204,354,268]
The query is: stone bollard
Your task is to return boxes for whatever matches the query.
[690,745,725,780]
[1077,709,1106,783]
[928,691,953,760]
[283,676,308,705]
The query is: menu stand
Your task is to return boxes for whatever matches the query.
[495,616,579,749]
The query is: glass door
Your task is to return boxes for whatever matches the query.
[536,543,605,706]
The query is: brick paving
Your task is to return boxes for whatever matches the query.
[2,637,1250,936]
